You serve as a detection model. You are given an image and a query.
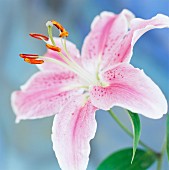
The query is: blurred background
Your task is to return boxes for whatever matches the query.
[0,0,169,169]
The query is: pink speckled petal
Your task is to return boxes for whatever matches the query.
[117,14,169,64]
[37,37,81,72]
[90,64,168,119]
[11,71,82,122]
[52,96,97,170]
[81,9,134,73]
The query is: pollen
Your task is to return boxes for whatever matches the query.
[46,43,61,52]
[29,33,49,41]
[24,58,31,63]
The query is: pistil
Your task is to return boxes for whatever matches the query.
[46,21,56,46]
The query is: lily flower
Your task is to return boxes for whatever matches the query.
[11,9,168,170]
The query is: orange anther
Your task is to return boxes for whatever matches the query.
[51,20,64,32]
[29,33,49,41]
[20,54,38,59]
[24,58,44,64]
[51,20,68,37]
[20,54,44,64]
[46,44,61,52]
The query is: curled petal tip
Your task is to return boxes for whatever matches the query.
[46,43,61,52]
[29,33,49,41]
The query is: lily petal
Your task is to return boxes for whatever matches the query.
[90,64,167,119]
[52,96,97,170]
[118,14,169,64]
[37,38,81,72]
[81,9,134,73]
[11,71,82,122]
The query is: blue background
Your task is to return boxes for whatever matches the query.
[0,0,169,169]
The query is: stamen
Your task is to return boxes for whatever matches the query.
[46,44,61,52]
[20,20,99,85]
[24,58,44,64]
[29,33,49,41]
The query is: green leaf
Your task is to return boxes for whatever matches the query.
[127,110,141,162]
[97,148,156,170]
[167,114,169,160]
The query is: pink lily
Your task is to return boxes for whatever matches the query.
[11,9,168,170]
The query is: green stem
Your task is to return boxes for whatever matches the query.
[157,141,166,170]
[108,109,158,155]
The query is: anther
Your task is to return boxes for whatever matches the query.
[51,20,64,32]
[19,54,38,59]
[46,43,61,52]
[19,54,44,64]
[51,20,69,37]
[29,33,49,41]
[24,58,44,64]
